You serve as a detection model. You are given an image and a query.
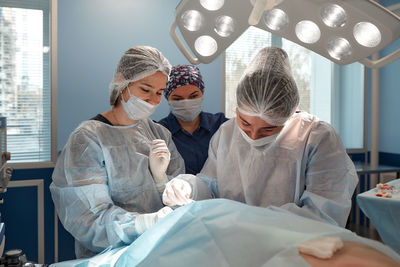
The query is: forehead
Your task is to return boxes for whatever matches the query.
[236,109,273,127]
[135,71,168,85]
[169,84,202,96]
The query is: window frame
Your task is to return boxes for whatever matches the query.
[1,0,57,169]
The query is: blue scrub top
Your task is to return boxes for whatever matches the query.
[158,112,228,175]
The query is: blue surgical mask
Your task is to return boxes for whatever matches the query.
[169,97,203,122]
[238,125,278,147]
[121,91,158,120]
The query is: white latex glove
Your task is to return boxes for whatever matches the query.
[163,177,194,206]
[297,237,344,259]
[149,139,171,192]
[135,206,173,235]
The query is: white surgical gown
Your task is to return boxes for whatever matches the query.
[194,112,358,227]
[50,118,185,258]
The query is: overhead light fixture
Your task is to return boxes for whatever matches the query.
[170,0,400,68]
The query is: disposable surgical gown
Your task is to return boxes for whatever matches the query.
[194,112,358,227]
[50,118,185,258]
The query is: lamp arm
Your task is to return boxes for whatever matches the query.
[249,0,268,25]
[248,0,284,25]
[359,48,400,68]
[170,20,200,65]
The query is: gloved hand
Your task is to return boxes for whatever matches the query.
[149,139,171,192]
[135,206,173,235]
[163,177,194,206]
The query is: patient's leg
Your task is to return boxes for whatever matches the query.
[300,242,400,267]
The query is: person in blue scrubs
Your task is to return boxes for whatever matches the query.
[158,65,228,175]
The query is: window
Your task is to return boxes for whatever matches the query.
[224,27,365,150]
[0,0,56,167]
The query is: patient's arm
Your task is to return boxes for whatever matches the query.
[300,241,400,267]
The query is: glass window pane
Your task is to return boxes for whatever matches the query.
[282,39,312,113]
[0,5,51,162]
[225,26,272,118]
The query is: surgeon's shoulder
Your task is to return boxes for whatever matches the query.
[67,120,104,143]
[309,114,337,135]
[293,112,333,131]
[146,118,172,138]
[284,112,335,142]
[297,112,341,144]
[216,117,235,132]
[209,118,235,145]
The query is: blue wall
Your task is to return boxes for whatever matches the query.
[368,0,400,156]
[57,0,223,150]
[379,38,400,154]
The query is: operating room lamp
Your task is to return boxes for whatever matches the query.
[170,0,400,68]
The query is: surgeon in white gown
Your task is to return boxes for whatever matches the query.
[50,46,186,258]
[163,46,359,227]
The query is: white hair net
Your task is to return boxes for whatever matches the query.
[109,46,171,105]
[236,47,299,126]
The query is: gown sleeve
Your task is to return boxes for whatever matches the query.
[50,127,141,254]
[280,122,359,227]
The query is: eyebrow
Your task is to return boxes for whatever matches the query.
[238,114,250,125]
[140,82,154,88]
[239,114,277,129]
[171,92,199,99]
[171,94,184,98]
[140,82,166,91]
[261,126,278,130]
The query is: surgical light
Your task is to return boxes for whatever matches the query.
[215,15,235,37]
[321,4,347,28]
[200,0,224,11]
[182,10,204,31]
[354,22,382,48]
[263,9,288,31]
[327,37,352,61]
[295,20,321,44]
[170,0,400,68]
[195,35,218,56]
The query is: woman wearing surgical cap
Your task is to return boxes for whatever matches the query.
[50,46,185,258]
[162,47,359,228]
[158,65,228,175]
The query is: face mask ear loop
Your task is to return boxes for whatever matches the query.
[123,85,135,102]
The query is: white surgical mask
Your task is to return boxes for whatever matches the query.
[169,97,203,122]
[121,91,158,120]
[238,126,278,147]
